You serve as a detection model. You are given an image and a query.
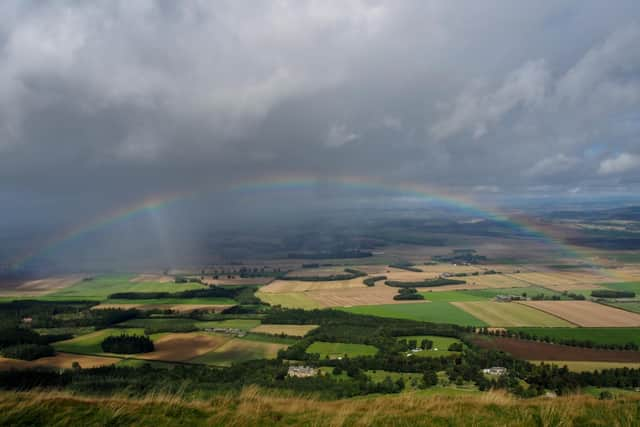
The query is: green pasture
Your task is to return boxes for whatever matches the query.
[341,302,486,326]
[306,341,378,359]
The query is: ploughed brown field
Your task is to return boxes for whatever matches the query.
[139,333,230,362]
[471,336,640,362]
[520,300,640,327]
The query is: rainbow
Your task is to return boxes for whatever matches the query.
[9,174,602,270]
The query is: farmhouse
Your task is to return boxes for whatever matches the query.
[482,367,507,376]
[288,366,317,378]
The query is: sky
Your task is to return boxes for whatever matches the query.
[1,1,640,227]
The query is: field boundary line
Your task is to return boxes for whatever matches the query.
[514,301,581,327]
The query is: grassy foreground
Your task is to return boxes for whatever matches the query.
[1,388,639,426]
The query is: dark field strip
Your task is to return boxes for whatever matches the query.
[508,327,640,346]
[471,336,640,362]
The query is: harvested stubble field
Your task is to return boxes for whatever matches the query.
[0,353,119,371]
[520,300,640,327]
[503,272,606,291]
[305,282,420,307]
[471,336,640,362]
[255,291,321,309]
[461,274,530,289]
[250,324,318,337]
[260,277,366,293]
[451,301,572,327]
[3,387,639,426]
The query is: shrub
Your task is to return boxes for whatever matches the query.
[591,290,635,298]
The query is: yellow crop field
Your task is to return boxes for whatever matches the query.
[521,301,640,327]
[451,302,572,327]
[251,324,318,337]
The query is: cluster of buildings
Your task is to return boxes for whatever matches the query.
[287,366,317,378]
[204,327,246,337]
[482,367,507,376]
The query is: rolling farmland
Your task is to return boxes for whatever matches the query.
[451,302,572,327]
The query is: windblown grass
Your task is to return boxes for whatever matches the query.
[0,387,639,426]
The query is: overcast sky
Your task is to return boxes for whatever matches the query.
[2,1,640,218]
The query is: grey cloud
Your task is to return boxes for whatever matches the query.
[0,0,639,209]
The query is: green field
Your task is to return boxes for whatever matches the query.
[191,337,287,366]
[419,291,485,302]
[341,302,486,326]
[602,281,640,294]
[509,327,640,346]
[535,361,640,372]
[605,301,640,314]
[38,275,205,301]
[194,319,262,330]
[52,328,150,354]
[256,292,321,309]
[397,335,464,357]
[306,341,378,359]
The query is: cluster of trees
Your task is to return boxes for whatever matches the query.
[389,263,423,272]
[109,285,261,305]
[0,327,58,360]
[398,338,433,350]
[101,334,154,354]
[393,288,424,300]
[385,278,466,288]
[0,300,139,330]
[280,269,367,282]
[503,329,639,351]
[591,290,636,298]
[363,276,386,286]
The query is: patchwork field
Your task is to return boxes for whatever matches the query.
[0,353,119,371]
[451,302,572,327]
[508,327,640,346]
[305,283,415,307]
[306,341,378,359]
[41,275,206,301]
[250,324,318,337]
[520,300,640,327]
[191,338,287,366]
[471,336,640,362]
[342,302,486,326]
[53,328,148,355]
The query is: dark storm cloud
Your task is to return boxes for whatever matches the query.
[1,0,640,204]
